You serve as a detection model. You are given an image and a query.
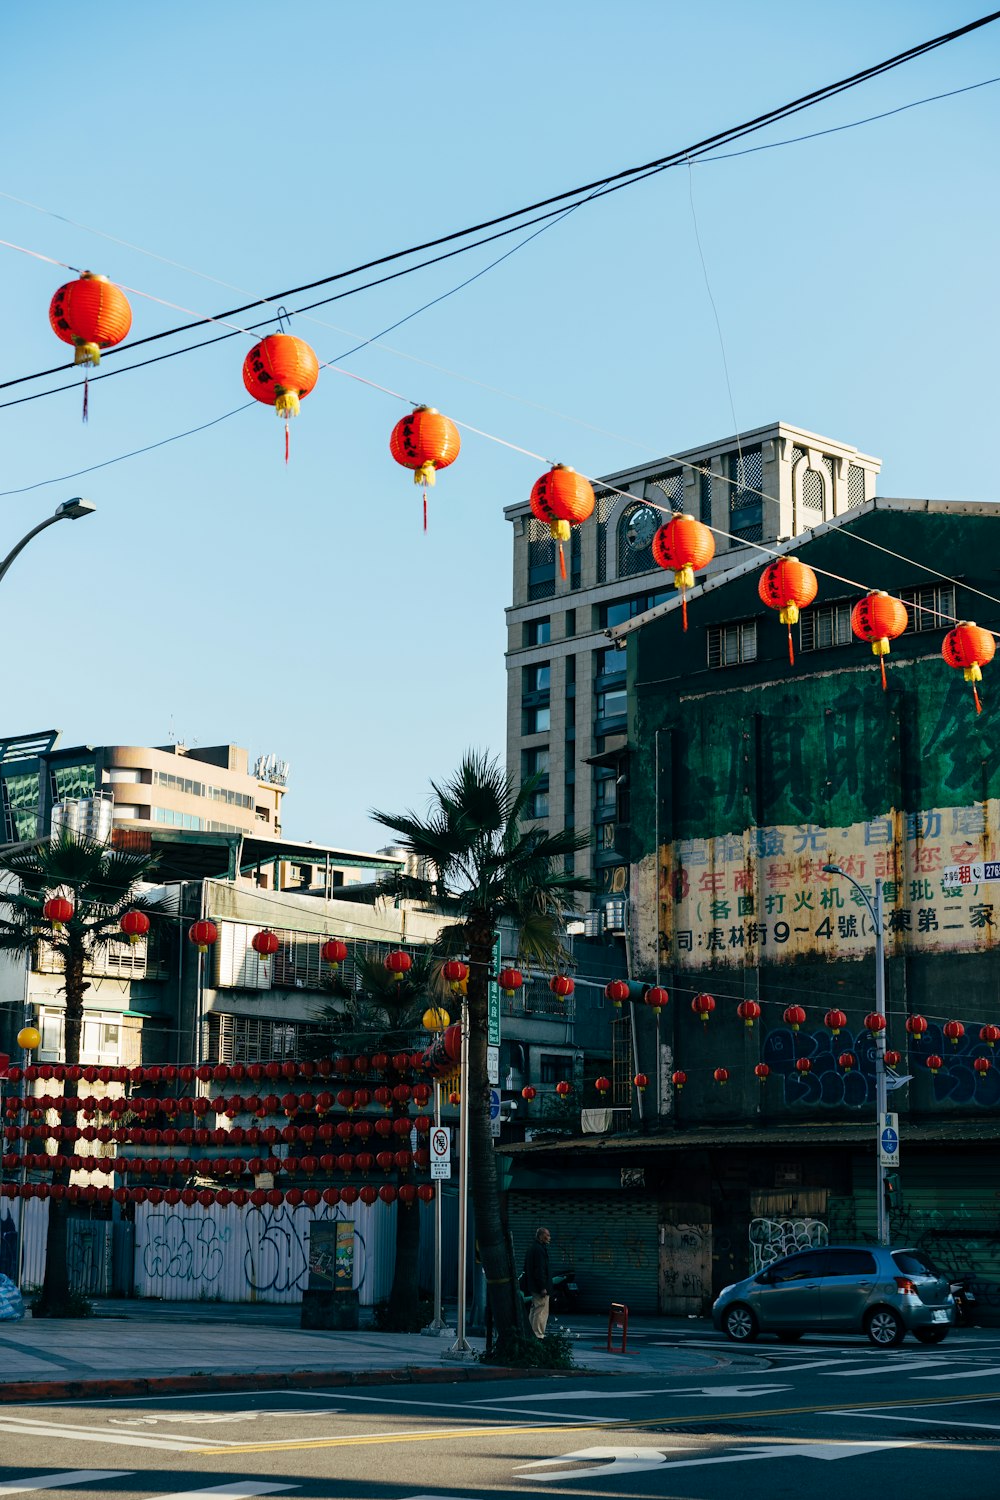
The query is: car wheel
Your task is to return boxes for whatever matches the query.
[866,1307,905,1347]
[913,1327,949,1345]
[723,1304,758,1343]
[776,1330,803,1342]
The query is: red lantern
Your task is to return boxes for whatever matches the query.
[824,1008,847,1036]
[838,1052,856,1072]
[691,993,715,1024]
[252,930,279,963]
[554,1080,571,1097]
[379,1184,397,1205]
[549,975,574,1001]
[398,1184,418,1208]
[651,514,715,630]
[644,986,669,1011]
[604,980,629,1009]
[530,464,595,581]
[120,910,150,945]
[906,1014,928,1041]
[783,1005,806,1032]
[594,1076,611,1097]
[43,896,74,932]
[758,557,818,666]
[442,959,469,993]
[943,1020,965,1048]
[188,920,218,955]
[359,1184,378,1206]
[389,405,461,530]
[321,938,348,971]
[864,1012,886,1036]
[50,271,132,419]
[754,1063,770,1082]
[448,1091,460,1106]
[713,1067,729,1086]
[979,1025,1000,1049]
[795,1057,812,1075]
[385,950,412,982]
[633,1073,648,1093]
[736,1000,760,1029]
[942,622,996,715]
[340,1185,359,1206]
[521,1086,536,1101]
[417,1183,434,1203]
[926,1053,943,1075]
[671,1070,687,1091]
[974,1056,992,1076]
[884,1049,901,1068]
[242,333,319,462]
[851,591,908,692]
[498,968,524,998]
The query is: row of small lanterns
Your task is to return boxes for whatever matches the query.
[1,1182,432,1207]
[46,275,994,709]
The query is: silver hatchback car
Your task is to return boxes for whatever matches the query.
[713,1245,954,1347]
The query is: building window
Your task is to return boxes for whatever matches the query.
[595,776,617,817]
[527,521,556,601]
[154,806,204,830]
[595,490,615,584]
[525,617,550,647]
[527,790,549,819]
[596,646,626,678]
[801,467,824,512]
[524,663,550,693]
[564,609,576,637]
[728,448,763,543]
[847,463,866,508]
[648,471,684,514]
[801,585,955,653]
[707,620,757,667]
[800,601,852,652]
[52,764,96,802]
[540,1052,571,1085]
[899,582,956,635]
[600,590,671,629]
[523,748,550,777]
[617,502,660,579]
[596,688,627,721]
[525,706,550,734]
[699,466,713,525]
[0,771,39,842]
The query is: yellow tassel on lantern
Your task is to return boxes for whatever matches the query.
[964,663,983,684]
[274,388,301,418]
[73,341,101,366]
[673,563,695,591]
[779,603,800,626]
[413,461,437,486]
[549,519,571,581]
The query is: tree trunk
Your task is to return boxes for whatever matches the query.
[37,942,86,1315]
[386,1191,422,1328]
[466,921,522,1342]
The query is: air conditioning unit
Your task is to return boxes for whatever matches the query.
[604,898,628,935]
[583,911,603,938]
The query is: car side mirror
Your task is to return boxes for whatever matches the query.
[757,1270,774,1285]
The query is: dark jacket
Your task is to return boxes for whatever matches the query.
[523,1238,550,1296]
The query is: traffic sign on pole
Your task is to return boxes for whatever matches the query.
[430,1126,452,1180]
[879,1111,900,1167]
[489,1086,502,1138]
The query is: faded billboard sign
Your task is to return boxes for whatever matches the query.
[661,802,997,967]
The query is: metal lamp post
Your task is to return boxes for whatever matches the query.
[0,498,96,587]
[445,988,475,1358]
[822,864,889,1245]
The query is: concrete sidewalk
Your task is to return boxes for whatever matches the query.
[0,1303,739,1403]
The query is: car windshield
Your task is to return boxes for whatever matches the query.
[893,1249,941,1277]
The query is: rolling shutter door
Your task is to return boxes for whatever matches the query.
[509,1189,659,1314]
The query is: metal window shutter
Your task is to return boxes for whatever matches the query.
[509,1190,659,1314]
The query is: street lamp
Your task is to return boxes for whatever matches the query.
[822,863,889,1245]
[0,498,96,587]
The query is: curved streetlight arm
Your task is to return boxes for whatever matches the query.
[0,498,95,587]
[0,515,62,587]
[822,863,880,935]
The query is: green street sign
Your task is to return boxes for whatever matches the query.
[488,935,501,1046]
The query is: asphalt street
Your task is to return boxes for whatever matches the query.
[1,1326,999,1499]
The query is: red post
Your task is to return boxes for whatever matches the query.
[607,1301,629,1353]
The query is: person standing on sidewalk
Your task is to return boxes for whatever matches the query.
[523,1226,552,1339]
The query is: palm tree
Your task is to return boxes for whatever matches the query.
[0,833,157,1314]
[368,752,591,1345]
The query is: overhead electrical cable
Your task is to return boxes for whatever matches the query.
[1,8,997,399]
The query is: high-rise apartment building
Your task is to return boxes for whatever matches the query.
[505,422,881,930]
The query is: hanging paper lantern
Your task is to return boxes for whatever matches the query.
[379,1184,398,1205]
[498,967,523,998]
[783,1005,806,1032]
[385,950,412,982]
[389,405,461,530]
[554,1080,571,1097]
[594,1076,611,1097]
[795,1057,812,1075]
[243,333,319,461]
[252,930,279,964]
[188,920,218,955]
[851,591,908,692]
[521,1085,536,1101]
[943,1020,965,1047]
[422,1007,450,1032]
[713,1067,729,1086]
[824,1008,847,1036]
[417,1183,434,1203]
[604,979,629,1009]
[448,1091,460,1106]
[633,1073,648,1093]
[838,1052,856,1072]
[864,1012,886,1036]
[942,622,996,715]
[758,557,818,666]
[926,1053,943,1075]
[974,1056,991,1076]
[736,1000,760,1029]
[906,1014,928,1041]
[671,1070,687,1091]
[359,1185,378,1207]
[979,1025,1000,1049]
[691,993,715,1024]
[754,1063,770,1083]
[441,960,469,993]
[644,986,669,1011]
[884,1049,902,1068]
[50,271,133,420]
[530,464,595,581]
[651,514,715,631]
[321,938,348,970]
[120,910,150,946]
[549,975,575,1001]
[43,896,74,933]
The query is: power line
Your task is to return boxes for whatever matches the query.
[1,8,996,401]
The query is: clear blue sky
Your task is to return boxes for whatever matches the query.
[2,1,997,849]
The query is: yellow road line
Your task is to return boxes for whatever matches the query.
[196,1389,1000,1456]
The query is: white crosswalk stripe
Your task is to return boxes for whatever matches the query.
[148,1486,296,1499]
[0,1474,133,1496]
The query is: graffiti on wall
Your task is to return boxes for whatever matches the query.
[660,1221,709,1307]
[749,1216,828,1271]
[760,1025,1000,1109]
